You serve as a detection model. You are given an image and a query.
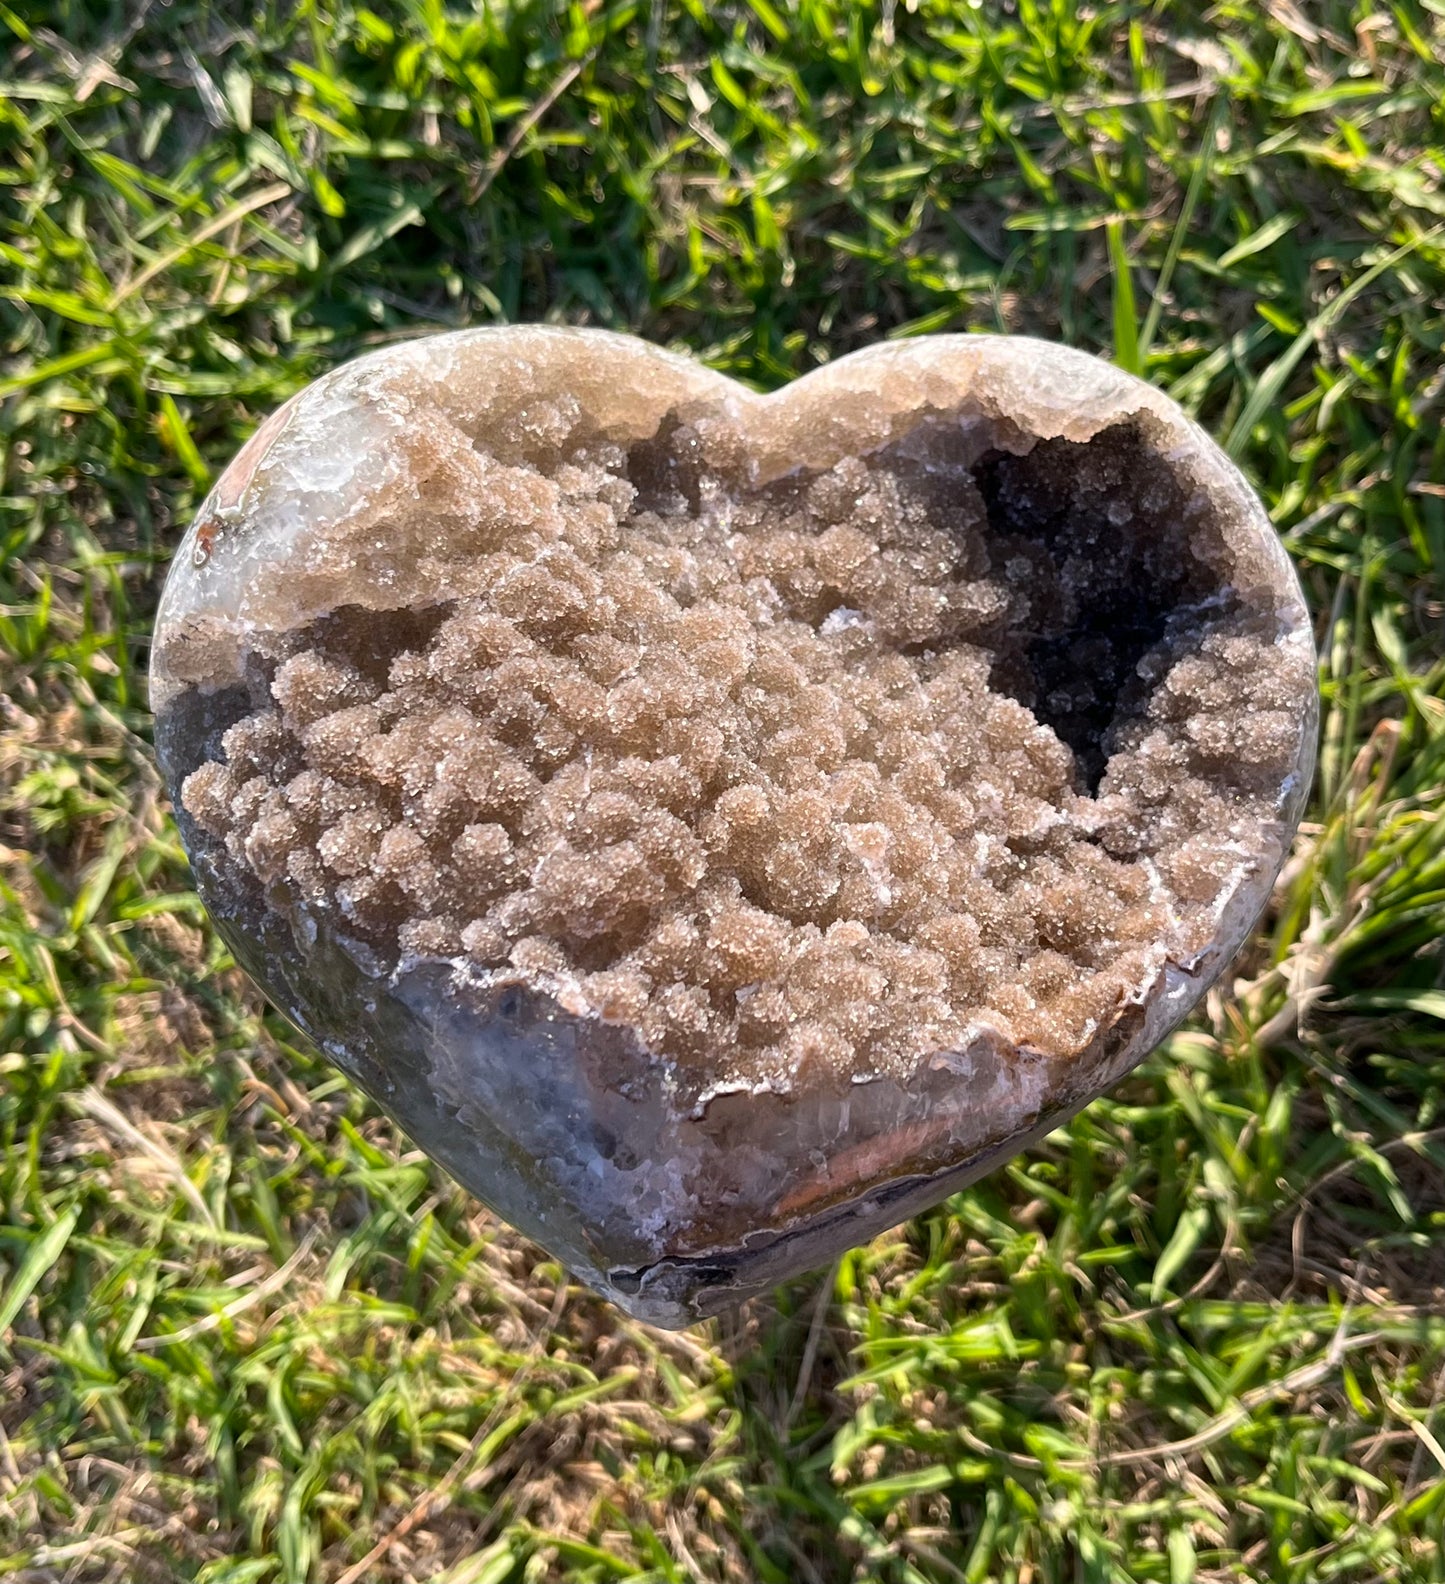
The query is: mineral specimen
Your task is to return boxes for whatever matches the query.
[150,329,1317,1325]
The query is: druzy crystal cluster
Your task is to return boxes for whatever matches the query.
[151,330,1317,1325]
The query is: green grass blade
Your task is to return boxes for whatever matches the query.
[1225,229,1437,457]
[0,1208,80,1342]
[1107,217,1141,373]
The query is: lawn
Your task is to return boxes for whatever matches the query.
[3,1,1445,1580]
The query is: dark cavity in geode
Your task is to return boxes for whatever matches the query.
[975,428,1211,793]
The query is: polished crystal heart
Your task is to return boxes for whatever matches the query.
[151,330,1316,1325]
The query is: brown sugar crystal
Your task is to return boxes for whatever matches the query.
[151,330,1317,1323]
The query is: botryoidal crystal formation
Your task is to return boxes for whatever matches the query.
[151,331,1317,1325]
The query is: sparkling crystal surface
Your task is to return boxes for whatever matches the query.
[151,330,1317,1325]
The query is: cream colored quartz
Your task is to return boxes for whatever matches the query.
[151,329,1316,1324]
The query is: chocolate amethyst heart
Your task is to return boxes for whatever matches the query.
[151,330,1316,1325]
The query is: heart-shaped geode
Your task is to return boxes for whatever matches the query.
[151,330,1316,1325]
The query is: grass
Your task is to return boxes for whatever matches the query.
[2,0,1444,1579]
